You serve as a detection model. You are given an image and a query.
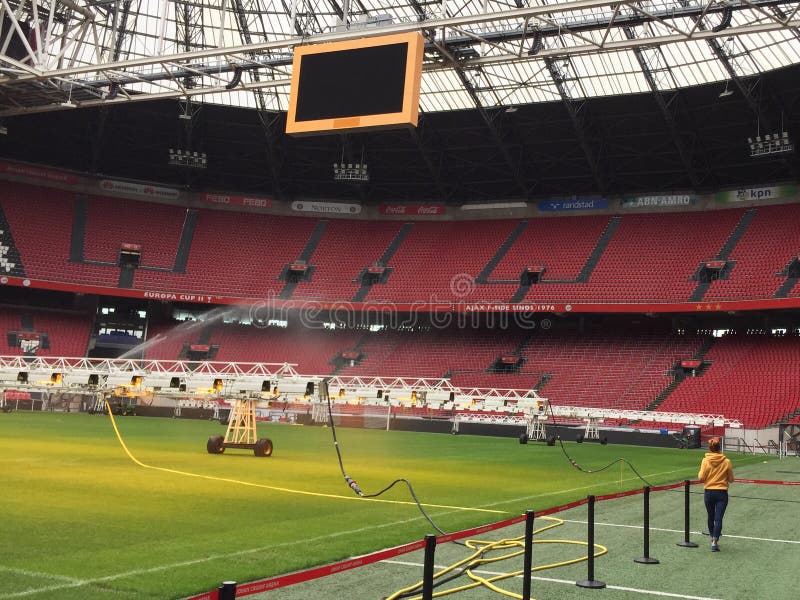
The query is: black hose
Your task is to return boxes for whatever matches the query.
[322,381,464,543]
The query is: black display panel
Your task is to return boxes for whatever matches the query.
[286,32,424,135]
[294,43,409,122]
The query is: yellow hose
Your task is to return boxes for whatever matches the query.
[103,401,506,514]
[385,516,608,600]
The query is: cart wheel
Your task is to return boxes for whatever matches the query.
[519,433,528,445]
[207,435,225,454]
[254,438,273,457]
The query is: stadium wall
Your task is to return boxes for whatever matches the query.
[1,158,798,221]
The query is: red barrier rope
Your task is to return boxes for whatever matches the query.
[234,539,428,598]
[186,590,219,600]
[733,478,800,485]
[186,477,799,598]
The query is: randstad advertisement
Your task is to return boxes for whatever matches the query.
[715,185,798,203]
[538,198,608,212]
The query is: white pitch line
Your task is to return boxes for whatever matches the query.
[2,580,89,598]
[0,566,85,584]
[1,510,448,598]
[481,465,693,509]
[561,520,800,544]
[381,560,724,600]
[0,465,730,598]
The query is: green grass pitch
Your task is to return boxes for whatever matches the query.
[0,412,783,599]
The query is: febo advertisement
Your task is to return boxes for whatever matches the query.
[379,204,446,216]
[201,193,272,209]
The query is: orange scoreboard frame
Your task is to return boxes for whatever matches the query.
[285,32,424,136]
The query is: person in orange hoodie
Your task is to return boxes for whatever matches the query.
[698,437,734,552]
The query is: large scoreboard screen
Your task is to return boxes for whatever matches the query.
[286,32,424,136]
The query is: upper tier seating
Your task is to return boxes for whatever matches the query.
[291,220,403,301]
[364,220,520,303]
[491,216,610,283]
[1,183,118,286]
[3,181,800,304]
[704,204,800,301]
[529,209,745,302]
[84,196,185,269]
[134,210,315,297]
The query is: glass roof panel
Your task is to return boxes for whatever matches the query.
[1,0,799,117]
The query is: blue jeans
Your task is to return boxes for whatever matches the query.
[704,489,729,540]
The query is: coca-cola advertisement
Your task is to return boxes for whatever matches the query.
[379,204,446,216]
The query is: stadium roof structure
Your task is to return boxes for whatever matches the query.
[0,0,799,200]
[1,0,799,115]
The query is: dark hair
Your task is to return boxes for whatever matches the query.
[708,437,721,452]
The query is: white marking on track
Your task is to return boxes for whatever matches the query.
[381,560,724,600]
[561,520,800,544]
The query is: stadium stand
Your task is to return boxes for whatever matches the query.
[143,320,202,360]
[0,307,91,357]
[0,183,118,286]
[5,186,800,305]
[655,335,800,429]
[148,320,794,429]
[2,181,800,430]
[0,293,796,428]
[7,188,800,305]
[703,204,800,301]
[532,209,746,303]
[0,309,23,355]
[209,323,362,372]
[136,318,717,416]
[510,330,703,411]
[489,216,611,284]
[290,219,403,301]
[363,220,521,303]
[133,209,316,297]
[84,196,186,269]
[30,312,93,357]
[336,327,528,378]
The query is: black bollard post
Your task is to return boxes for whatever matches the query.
[422,534,437,600]
[634,486,659,564]
[677,480,699,548]
[576,495,606,589]
[523,510,535,600]
[218,581,237,600]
